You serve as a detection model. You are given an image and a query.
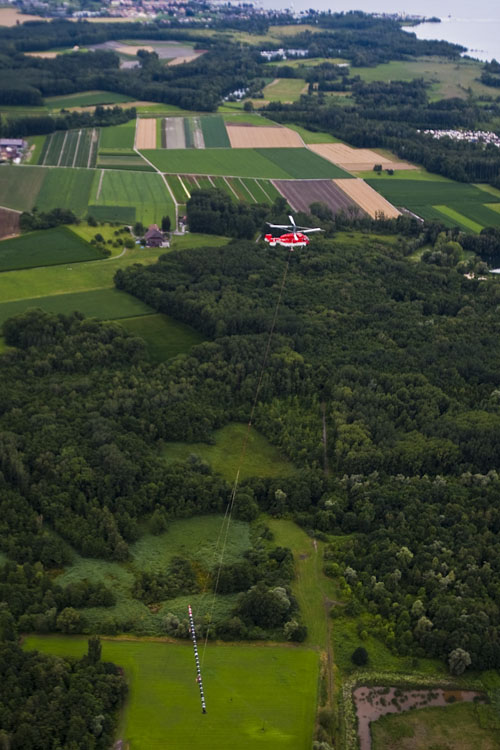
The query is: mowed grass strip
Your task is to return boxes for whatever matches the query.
[46,90,135,109]
[282,123,339,144]
[0,288,153,327]
[365,178,497,207]
[0,226,101,272]
[165,175,190,201]
[36,168,95,217]
[118,313,203,362]
[99,120,136,151]
[163,422,295,481]
[24,637,319,750]
[141,147,343,178]
[91,169,175,225]
[200,115,230,147]
[433,205,483,233]
[0,165,46,211]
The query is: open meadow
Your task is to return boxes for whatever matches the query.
[261,78,308,102]
[89,169,175,225]
[37,168,95,216]
[46,90,135,110]
[118,313,204,362]
[24,636,318,750]
[163,422,295,481]
[0,226,101,272]
[0,165,46,212]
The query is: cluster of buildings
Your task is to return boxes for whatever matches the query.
[260,48,309,62]
[420,129,500,148]
[0,138,28,164]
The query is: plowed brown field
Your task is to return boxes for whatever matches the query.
[273,179,362,215]
[0,207,20,239]
[136,118,157,149]
[168,51,205,66]
[334,178,401,219]
[309,143,417,172]
[226,125,303,149]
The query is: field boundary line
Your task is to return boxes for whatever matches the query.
[95,169,105,201]
[136,147,179,229]
[208,175,216,187]
[42,133,52,166]
[223,176,239,200]
[88,128,98,169]
[258,179,273,202]
[56,132,68,168]
[72,130,82,168]
[0,205,22,214]
[238,178,257,203]
[177,175,191,198]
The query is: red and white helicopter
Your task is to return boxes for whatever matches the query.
[264,215,323,250]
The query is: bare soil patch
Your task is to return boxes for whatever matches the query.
[115,44,154,56]
[226,125,303,148]
[136,118,157,149]
[334,178,401,219]
[309,143,417,172]
[0,207,21,240]
[0,7,44,25]
[273,179,362,216]
[168,51,206,66]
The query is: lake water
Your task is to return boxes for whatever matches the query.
[261,0,500,62]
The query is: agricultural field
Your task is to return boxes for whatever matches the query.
[164,422,295,481]
[0,207,20,240]
[308,143,417,172]
[261,77,308,102]
[24,636,318,750]
[371,701,499,750]
[135,118,157,149]
[36,168,95,216]
[334,178,401,219]
[0,226,101,272]
[366,178,500,231]
[45,90,135,110]
[97,153,154,171]
[0,165,46,212]
[159,115,230,149]
[89,169,176,225]
[225,124,303,149]
[99,120,136,151]
[119,313,204,362]
[282,123,340,144]
[349,56,500,101]
[200,115,231,148]
[142,147,350,179]
[0,288,153,327]
[273,179,360,215]
[39,128,99,168]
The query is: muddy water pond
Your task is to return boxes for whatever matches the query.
[354,685,483,750]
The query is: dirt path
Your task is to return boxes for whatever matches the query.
[72,130,82,168]
[95,169,105,200]
[56,131,68,168]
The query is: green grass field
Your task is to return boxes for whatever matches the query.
[0,226,101,272]
[350,56,500,100]
[262,78,307,101]
[36,167,95,216]
[24,636,318,750]
[26,134,46,164]
[118,313,204,362]
[0,165,46,212]
[371,701,499,750]
[99,120,137,151]
[142,147,348,178]
[359,168,452,181]
[46,90,135,109]
[200,115,230,148]
[90,169,175,225]
[366,178,500,230]
[163,423,295,481]
[0,288,153,327]
[282,123,340,144]
[97,153,153,171]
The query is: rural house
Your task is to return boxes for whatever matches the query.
[144,224,167,247]
[0,138,27,163]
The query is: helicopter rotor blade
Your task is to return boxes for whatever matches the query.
[301,228,323,234]
[289,215,296,227]
[267,223,292,229]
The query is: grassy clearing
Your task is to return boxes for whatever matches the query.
[0,289,153,327]
[24,636,318,750]
[99,120,136,151]
[282,123,339,144]
[26,134,46,163]
[0,165,46,211]
[36,167,95,216]
[371,701,499,750]
[0,226,101,272]
[350,56,500,100]
[163,422,295,482]
[331,614,445,679]
[118,313,204,362]
[46,90,135,109]
[200,115,230,148]
[90,169,175,225]
[262,78,307,101]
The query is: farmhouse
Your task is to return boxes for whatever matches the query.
[144,224,168,247]
[0,138,27,163]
